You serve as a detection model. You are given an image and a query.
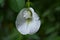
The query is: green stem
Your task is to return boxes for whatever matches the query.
[27,0,30,8]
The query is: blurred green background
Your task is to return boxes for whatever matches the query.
[0,0,60,40]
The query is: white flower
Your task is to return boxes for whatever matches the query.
[15,7,41,35]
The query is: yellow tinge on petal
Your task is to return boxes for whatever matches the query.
[25,10,32,24]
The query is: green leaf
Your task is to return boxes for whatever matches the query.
[45,27,56,34]
[45,32,58,40]
[45,24,56,34]
[8,0,25,12]
[45,32,60,40]
[53,36,60,40]
[0,0,4,7]
[0,0,4,4]
[42,10,50,17]
[2,28,23,40]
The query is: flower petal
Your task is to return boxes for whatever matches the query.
[15,7,41,35]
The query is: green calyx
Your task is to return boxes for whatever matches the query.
[26,0,31,8]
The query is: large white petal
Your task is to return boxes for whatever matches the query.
[15,7,41,35]
[17,22,30,35]
[15,8,26,27]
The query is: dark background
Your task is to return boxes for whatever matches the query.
[0,0,60,40]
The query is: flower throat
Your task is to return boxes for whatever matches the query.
[25,9,32,24]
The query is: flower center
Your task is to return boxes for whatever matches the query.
[23,10,32,24]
